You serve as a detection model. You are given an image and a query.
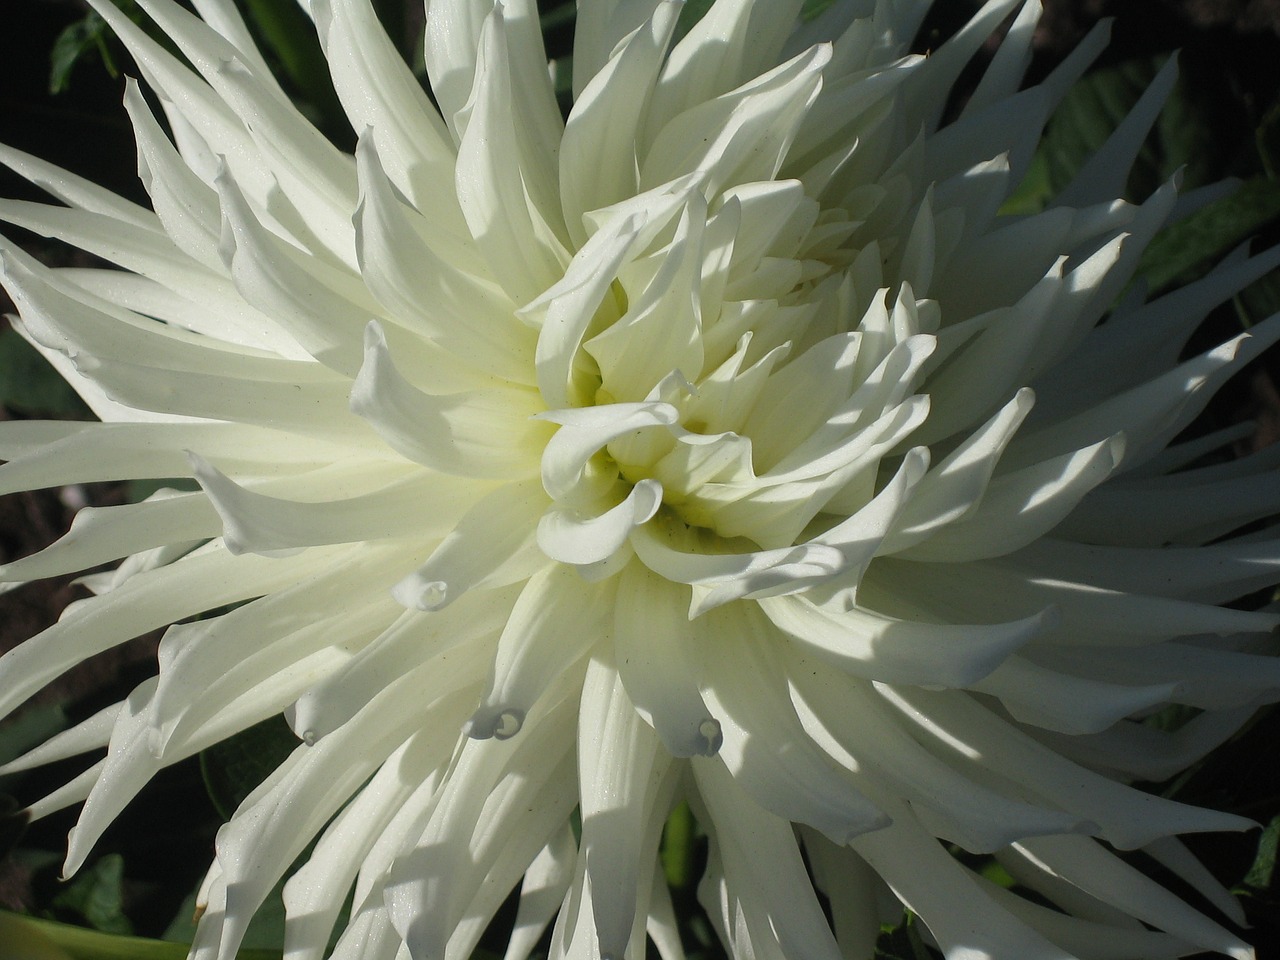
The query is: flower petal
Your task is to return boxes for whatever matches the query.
[391,479,547,611]
[538,478,663,566]
[698,602,889,843]
[350,322,548,477]
[759,594,1050,687]
[578,655,677,960]
[467,564,613,739]
[614,564,723,757]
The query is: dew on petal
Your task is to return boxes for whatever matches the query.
[493,709,525,740]
[697,718,724,756]
[466,707,527,741]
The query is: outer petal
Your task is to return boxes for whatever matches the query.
[350,322,548,478]
[577,655,678,960]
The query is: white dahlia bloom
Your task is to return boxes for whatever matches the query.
[3,0,1280,958]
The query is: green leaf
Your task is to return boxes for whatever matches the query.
[1015,54,1222,210]
[124,477,199,505]
[1236,266,1280,328]
[163,885,288,952]
[1257,101,1280,181]
[673,0,716,43]
[241,0,328,91]
[2,911,281,960]
[1040,58,1156,196]
[200,716,301,820]
[165,873,353,955]
[0,329,90,418]
[1137,178,1280,296]
[0,703,69,768]
[661,802,697,889]
[49,15,110,94]
[977,858,1016,889]
[552,53,574,118]
[1243,814,1280,891]
[49,855,132,937]
[1143,64,1223,197]
[47,1,152,93]
[801,0,840,20]
[875,915,936,960]
[539,1,577,34]
[1000,146,1053,215]
[1144,703,1203,734]
[193,720,306,952]
[369,0,413,59]
[164,843,354,953]
[241,0,350,142]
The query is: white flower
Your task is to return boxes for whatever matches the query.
[2,0,1279,958]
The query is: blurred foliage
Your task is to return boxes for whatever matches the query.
[0,703,71,769]
[1258,100,1280,180]
[1,910,282,959]
[874,916,934,960]
[1142,178,1280,296]
[1004,51,1280,325]
[164,719,348,953]
[47,1,141,94]
[238,0,349,141]
[0,329,89,419]
[162,883,289,954]
[48,855,132,937]
[1241,814,1280,891]
[660,801,698,889]
[200,717,300,821]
